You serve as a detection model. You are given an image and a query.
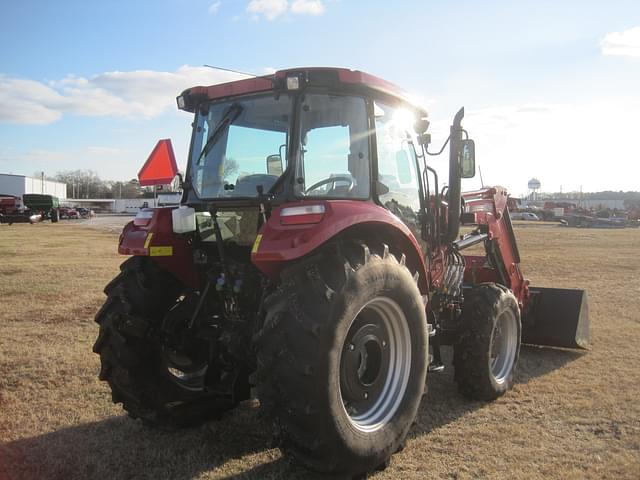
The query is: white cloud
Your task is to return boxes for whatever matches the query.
[87,146,125,156]
[601,26,640,57]
[0,66,248,125]
[247,0,288,20]
[0,76,64,124]
[9,149,69,164]
[291,0,325,15]
[450,99,640,194]
[208,1,222,14]
[246,0,325,20]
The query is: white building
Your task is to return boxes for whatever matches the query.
[0,173,67,199]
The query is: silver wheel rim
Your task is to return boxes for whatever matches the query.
[339,296,412,433]
[490,309,518,384]
[164,349,208,391]
[162,294,209,392]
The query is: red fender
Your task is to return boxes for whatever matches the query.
[251,200,429,291]
[118,208,199,288]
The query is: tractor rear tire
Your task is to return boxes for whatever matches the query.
[453,283,521,400]
[93,256,235,428]
[254,242,428,477]
[51,209,59,223]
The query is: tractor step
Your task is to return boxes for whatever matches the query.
[522,287,589,349]
[427,353,445,373]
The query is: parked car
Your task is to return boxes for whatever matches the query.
[510,212,540,221]
[76,207,91,218]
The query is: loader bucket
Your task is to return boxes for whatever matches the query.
[522,287,589,349]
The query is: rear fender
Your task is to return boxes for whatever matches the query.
[251,200,429,292]
[119,208,198,288]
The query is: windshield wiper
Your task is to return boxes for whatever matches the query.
[196,103,244,166]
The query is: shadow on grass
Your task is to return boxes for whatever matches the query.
[411,345,585,438]
[0,346,584,480]
[0,401,325,480]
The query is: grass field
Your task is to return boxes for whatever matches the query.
[1,221,639,479]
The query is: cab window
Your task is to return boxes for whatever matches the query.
[374,102,421,213]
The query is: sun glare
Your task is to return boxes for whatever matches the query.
[391,108,416,133]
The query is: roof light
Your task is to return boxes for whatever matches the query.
[280,204,325,225]
[286,76,300,90]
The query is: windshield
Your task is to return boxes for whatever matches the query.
[190,94,292,199]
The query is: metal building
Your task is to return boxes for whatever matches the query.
[0,173,67,199]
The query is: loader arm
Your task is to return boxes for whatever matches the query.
[459,187,530,309]
[458,186,589,349]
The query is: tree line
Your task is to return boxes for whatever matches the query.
[44,170,180,199]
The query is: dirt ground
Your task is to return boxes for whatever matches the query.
[0,220,638,479]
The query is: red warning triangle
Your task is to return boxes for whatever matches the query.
[138,139,178,186]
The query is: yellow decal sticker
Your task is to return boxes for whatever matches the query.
[144,232,154,249]
[251,234,263,254]
[149,246,173,257]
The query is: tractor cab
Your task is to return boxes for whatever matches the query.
[177,68,433,224]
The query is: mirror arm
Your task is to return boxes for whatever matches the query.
[425,135,450,156]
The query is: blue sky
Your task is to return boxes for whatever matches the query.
[1,0,639,196]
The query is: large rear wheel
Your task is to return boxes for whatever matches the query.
[453,283,521,400]
[93,257,236,427]
[254,242,428,476]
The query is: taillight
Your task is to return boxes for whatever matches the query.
[134,209,155,226]
[280,205,325,225]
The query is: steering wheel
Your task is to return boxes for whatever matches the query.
[304,175,354,195]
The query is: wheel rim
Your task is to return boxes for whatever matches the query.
[489,309,518,384]
[164,349,208,391]
[162,295,209,392]
[339,296,411,433]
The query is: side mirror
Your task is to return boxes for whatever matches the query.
[266,154,283,176]
[460,139,475,178]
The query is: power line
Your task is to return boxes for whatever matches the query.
[203,65,257,77]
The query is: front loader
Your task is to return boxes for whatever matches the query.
[94,67,588,477]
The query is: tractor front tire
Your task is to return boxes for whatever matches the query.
[93,257,235,428]
[254,242,428,477]
[453,283,521,400]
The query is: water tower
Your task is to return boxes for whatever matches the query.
[528,178,541,201]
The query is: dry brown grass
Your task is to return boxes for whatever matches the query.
[0,221,639,479]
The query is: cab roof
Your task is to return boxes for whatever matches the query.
[177,67,427,116]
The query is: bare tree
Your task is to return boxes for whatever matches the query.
[223,158,239,180]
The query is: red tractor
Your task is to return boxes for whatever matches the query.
[94,68,588,477]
